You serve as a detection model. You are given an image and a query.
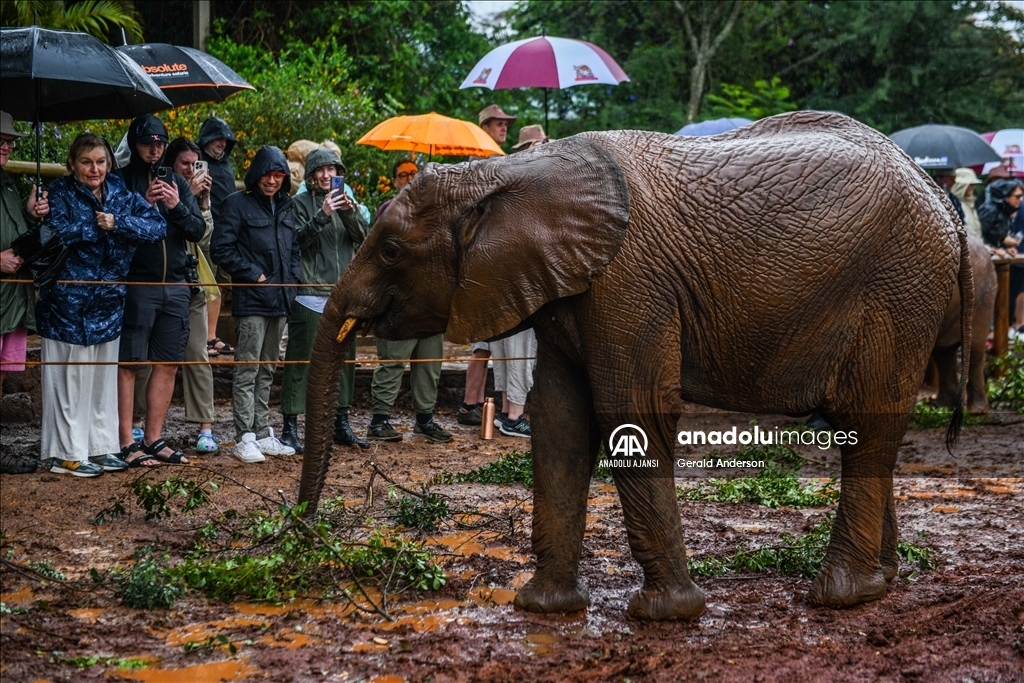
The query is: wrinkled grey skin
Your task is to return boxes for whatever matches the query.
[298,112,972,620]
[931,234,996,414]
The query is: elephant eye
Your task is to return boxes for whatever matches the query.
[380,239,402,264]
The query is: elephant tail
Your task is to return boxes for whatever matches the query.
[945,220,974,453]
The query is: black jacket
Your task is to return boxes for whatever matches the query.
[114,115,205,283]
[210,146,300,317]
[198,116,238,224]
[979,179,1021,248]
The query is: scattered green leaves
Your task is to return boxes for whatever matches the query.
[910,399,985,428]
[688,517,937,579]
[58,655,150,670]
[678,461,839,509]
[183,634,237,656]
[27,559,66,582]
[437,450,534,488]
[987,338,1024,413]
[115,547,183,610]
[688,515,836,578]
[386,490,451,532]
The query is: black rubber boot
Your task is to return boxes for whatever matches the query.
[334,412,370,449]
[280,415,304,454]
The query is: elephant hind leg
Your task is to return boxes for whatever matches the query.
[810,309,928,607]
[513,339,597,614]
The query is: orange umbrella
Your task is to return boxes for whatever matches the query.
[356,112,505,158]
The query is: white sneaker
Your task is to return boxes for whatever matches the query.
[234,432,266,463]
[256,427,296,456]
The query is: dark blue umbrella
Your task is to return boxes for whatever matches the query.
[1,26,171,195]
[675,117,752,136]
[889,123,1001,170]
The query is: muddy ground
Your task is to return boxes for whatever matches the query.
[1,398,1022,683]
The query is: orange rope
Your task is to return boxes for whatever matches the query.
[20,356,536,367]
[3,279,326,287]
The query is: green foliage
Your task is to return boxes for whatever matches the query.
[58,655,150,670]
[386,490,451,532]
[183,634,237,656]
[689,516,937,578]
[509,0,1024,135]
[678,443,837,509]
[678,460,839,509]
[438,450,534,487]
[202,33,393,213]
[26,558,65,581]
[910,399,985,429]
[688,515,836,578]
[171,503,446,602]
[0,0,144,42]
[704,77,797,120]
[987,338,1024,413]
[116,547,183,610]
[130,476,216,521]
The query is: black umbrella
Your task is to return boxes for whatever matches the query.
[890,123,1001,170]
[116,43,255,106]
[0,26,172,194]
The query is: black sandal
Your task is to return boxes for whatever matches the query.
[144,439,188,465]
[120,443,160,468]
[208,337,234,355]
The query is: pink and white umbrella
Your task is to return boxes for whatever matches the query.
[460,35,629,130]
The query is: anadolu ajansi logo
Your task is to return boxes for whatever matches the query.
[600,424,658,469]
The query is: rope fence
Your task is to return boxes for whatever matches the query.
[19,357,537,367]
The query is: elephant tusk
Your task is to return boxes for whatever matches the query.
[337,317,358,343]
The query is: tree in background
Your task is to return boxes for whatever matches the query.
[675,0,744,124]
[509,0,1024,134]
[0,0,143,42]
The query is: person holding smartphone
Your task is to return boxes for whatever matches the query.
[278,148,369,453]
[113,115,206,467]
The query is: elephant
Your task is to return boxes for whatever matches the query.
[931,234,996,414]
[298,112,972,620]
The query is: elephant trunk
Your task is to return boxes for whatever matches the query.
[297,299,359,512]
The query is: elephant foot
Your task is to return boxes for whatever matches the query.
[881,558,898,583]
[809,562,887,608]
[967,400,989,416]
[514,577,590,614]
[627,582,706,621]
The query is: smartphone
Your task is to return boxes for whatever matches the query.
[193,160,208,175]
[155,166,171,181]
[331,176,345,195]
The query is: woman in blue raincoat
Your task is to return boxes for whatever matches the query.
[36,133,165,477]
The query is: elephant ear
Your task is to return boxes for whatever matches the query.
[445,136,631,344]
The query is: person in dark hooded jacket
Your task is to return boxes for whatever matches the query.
[197,116,237,225]
[210,145,301,463]
[113,114,206,467]
[979,178,1023,333]
[278,147,369,453]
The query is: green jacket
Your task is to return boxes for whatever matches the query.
[292,186,368,297]
[0,169,36,335]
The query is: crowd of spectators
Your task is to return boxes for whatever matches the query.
[0,104,547,475]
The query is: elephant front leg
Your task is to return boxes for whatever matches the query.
[615,451,706,621]
[514,342,596,614]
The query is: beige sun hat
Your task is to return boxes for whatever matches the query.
[0,111,28,138]
[478,104,516,126]
[954,168,981,185]
[511,124,549,150]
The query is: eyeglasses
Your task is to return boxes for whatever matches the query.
[0,137,18,149]
[396,171,417,181]
[266,172,287,181]
[1010,193,1023,200]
